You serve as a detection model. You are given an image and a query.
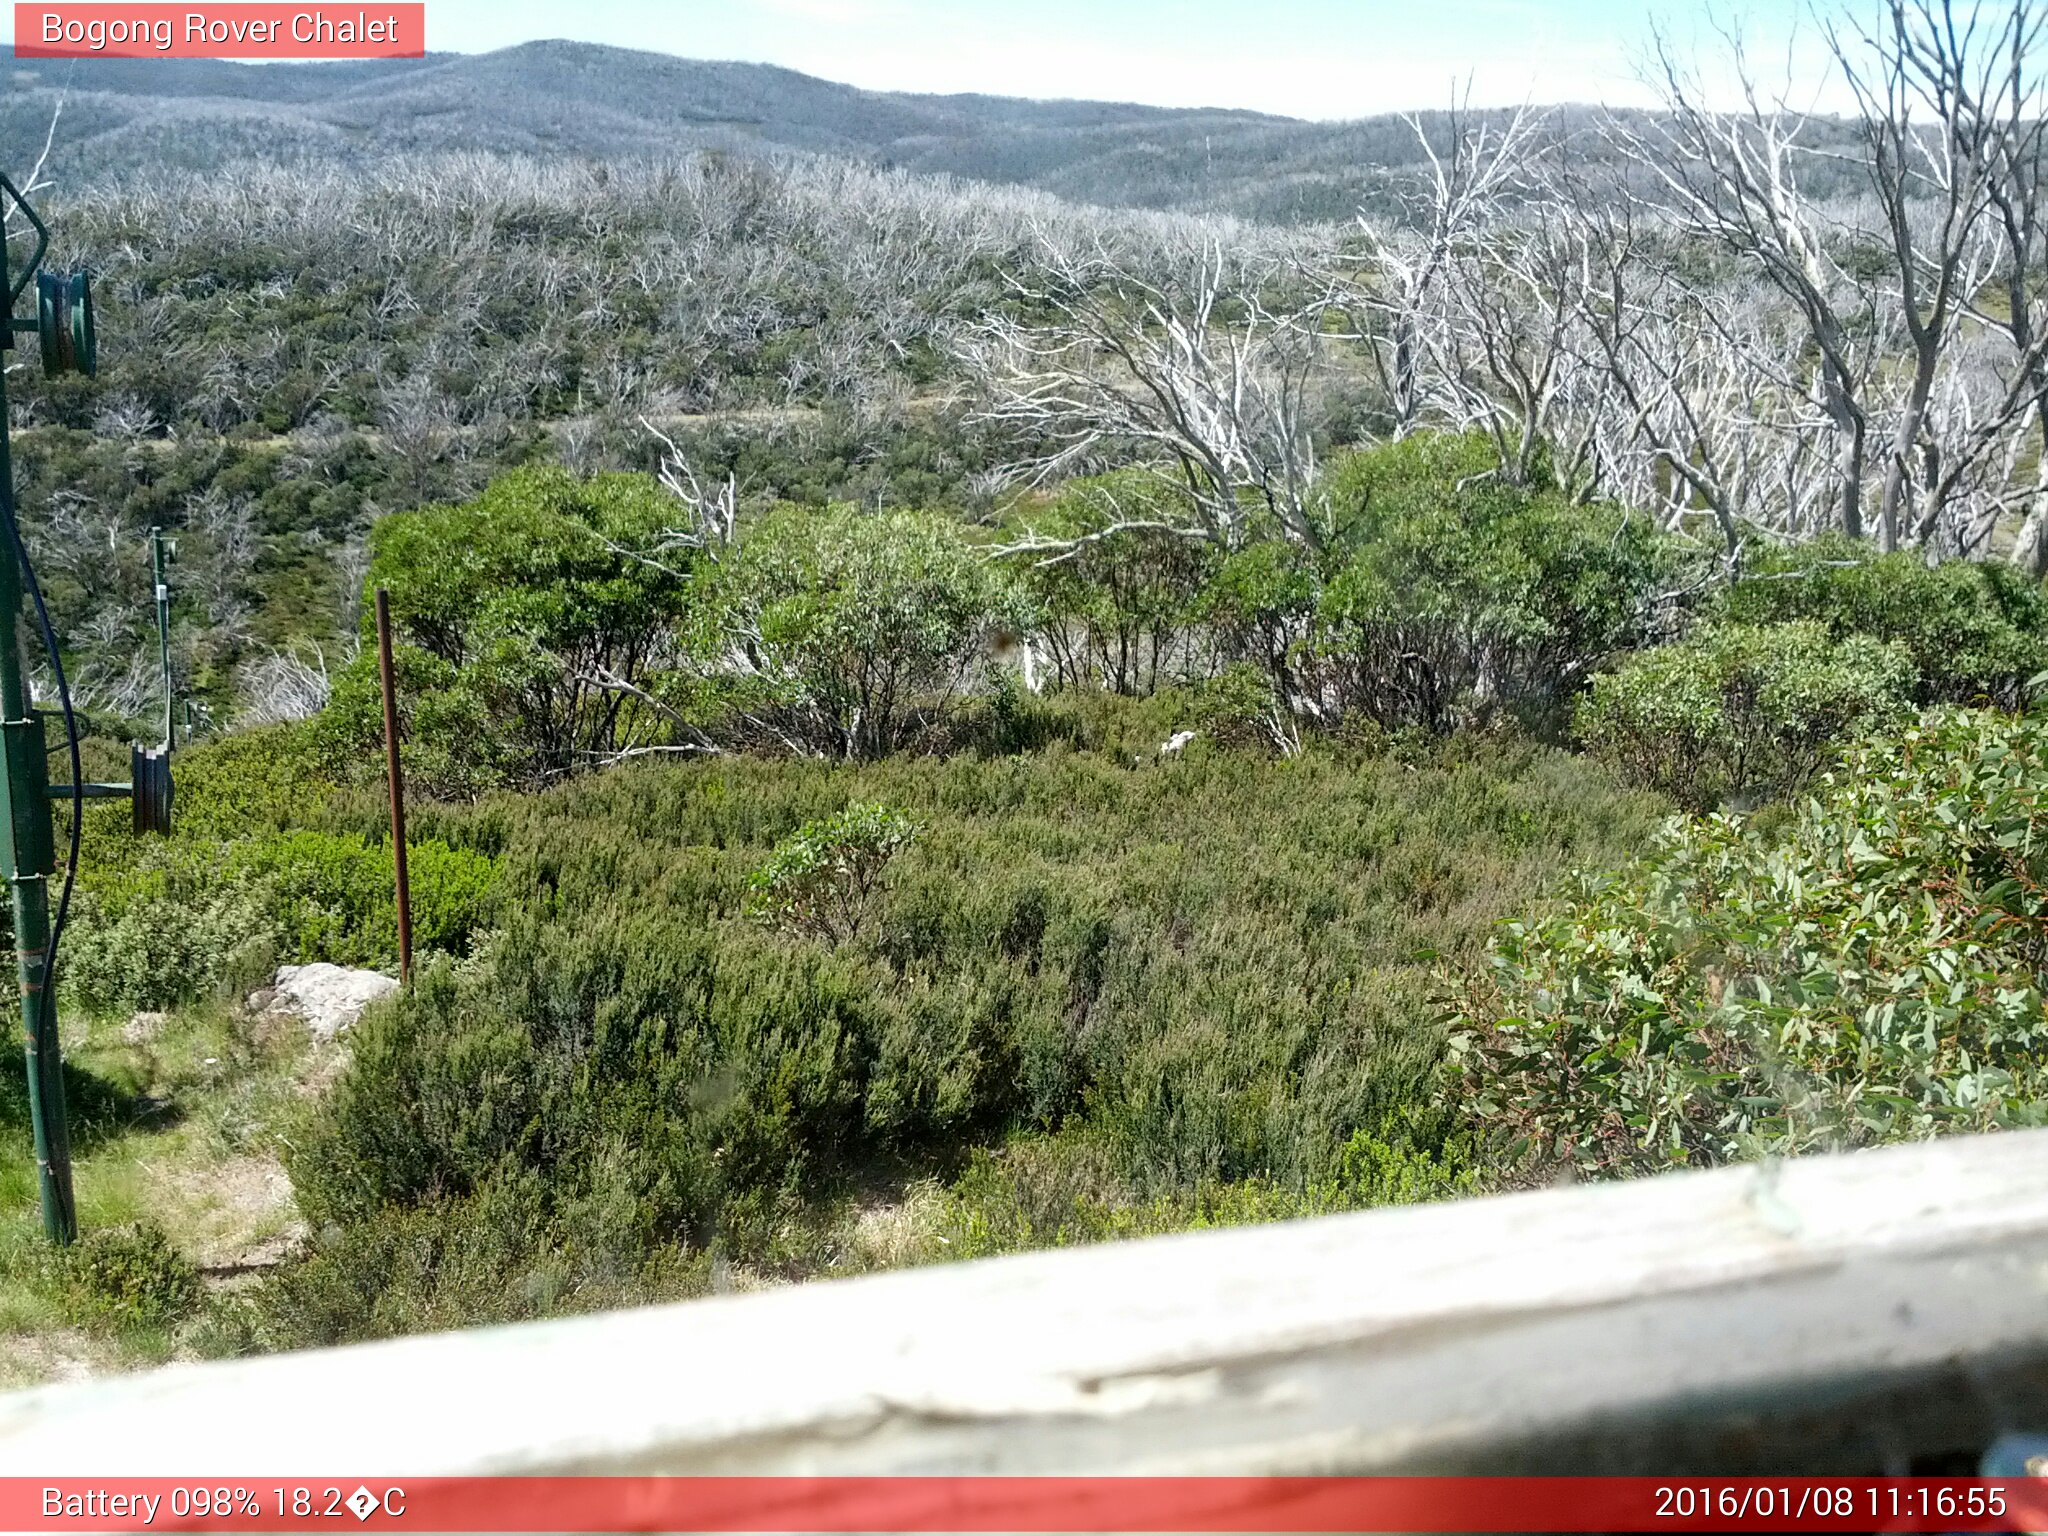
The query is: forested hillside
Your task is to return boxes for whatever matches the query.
[5,152,1170,722]
[4,41,1873,222]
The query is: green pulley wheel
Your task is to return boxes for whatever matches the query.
[36,271,95,379]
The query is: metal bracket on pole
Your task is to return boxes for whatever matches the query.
[150,528,173,750]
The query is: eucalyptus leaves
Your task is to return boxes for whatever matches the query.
[1447,708,2048,1180]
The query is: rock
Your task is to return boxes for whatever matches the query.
[267,963,399,1041]
[121,1011,169,1046]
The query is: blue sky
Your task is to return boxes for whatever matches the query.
[414,0,1825,117]
[5,1,1835,119]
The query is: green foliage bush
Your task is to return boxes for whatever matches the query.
[746,804,920,946]
[325,467,698,797]
[1719,534,2048,708]
[1185,663,1305,754]
[1575,621,1914,810]
[226,832,498,968]
[1191,540,1320,712]
[65,826,496,1013]
[63,839,279,1016]
[240,1180,703,1350]
[935,1123,1476,1260]
[324,474,1019,786]
[1004,472,1216,694]
[1445,707,2048,1182]
[274,727,1662,1344]
[159,724,335,840]
[62,1222,202,1329]
[689,504,1015,759]
[1307,432,1675,734]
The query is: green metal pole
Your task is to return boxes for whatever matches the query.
[0,216,74,1245]
[151,527,171,750]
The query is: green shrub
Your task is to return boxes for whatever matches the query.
[1719,534,2048,707]
[1188,664,1303,754]
[63,1222,202,1329]
[160,723,335,840]
[1308,432,1674,734]
[64,877,273,1015]
[65,828,497,1012]
[287,929,891,1258]
[1327,1124,1479,1206]
[1004,472,1217,694]
[1576,621,1914,810]
[274,730,1663,1345]
[227,831,498,967]
[688,504,1014,758]
[746,804,920,946]
[323,467,700,796]
[1191,543,1321,726]
[935,1124,1474,1261]
[1445,707,2048,1183]
[240,1180,707,1350]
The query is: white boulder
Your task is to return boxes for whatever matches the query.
[266,963,400,1041]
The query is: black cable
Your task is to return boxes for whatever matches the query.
[1,511,82,1199]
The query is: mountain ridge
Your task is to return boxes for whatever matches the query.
[1,37,1479,221]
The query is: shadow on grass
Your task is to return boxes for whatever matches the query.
[0,1050,181,1156]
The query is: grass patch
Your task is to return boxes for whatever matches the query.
[0,1001,316,1387]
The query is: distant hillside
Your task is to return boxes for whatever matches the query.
[1,39,1527,222]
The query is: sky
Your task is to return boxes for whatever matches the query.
[1,1,1846,119]
[412,0,1832,118]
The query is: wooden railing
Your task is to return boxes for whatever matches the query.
[4,1129,2046,1476]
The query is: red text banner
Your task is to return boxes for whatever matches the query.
[13,5,425,58]
[1,1476,2045,1533]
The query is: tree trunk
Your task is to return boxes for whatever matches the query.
[1879,344,1940,553]
[2008,413,2048,577]
[1837,413,1868,543]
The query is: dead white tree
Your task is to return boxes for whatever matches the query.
[1355,97,1546,441]
[236,643,335,727]
[3,95,63,389]
[624,417,737,571]
[1913,321,2039,554]
[1904,0,2048,570]
[1544,174,1849,555]
[1828,0,2030,552]
[3,92,62,227]
[1428,191,1623,490]
[961,229,1348,554]
[1618,29,1887,544]
[1611,4,2048,560]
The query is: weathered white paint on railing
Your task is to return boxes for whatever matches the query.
[4,1130,2047,1476]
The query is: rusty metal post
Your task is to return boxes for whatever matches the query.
[374,587,413,985]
